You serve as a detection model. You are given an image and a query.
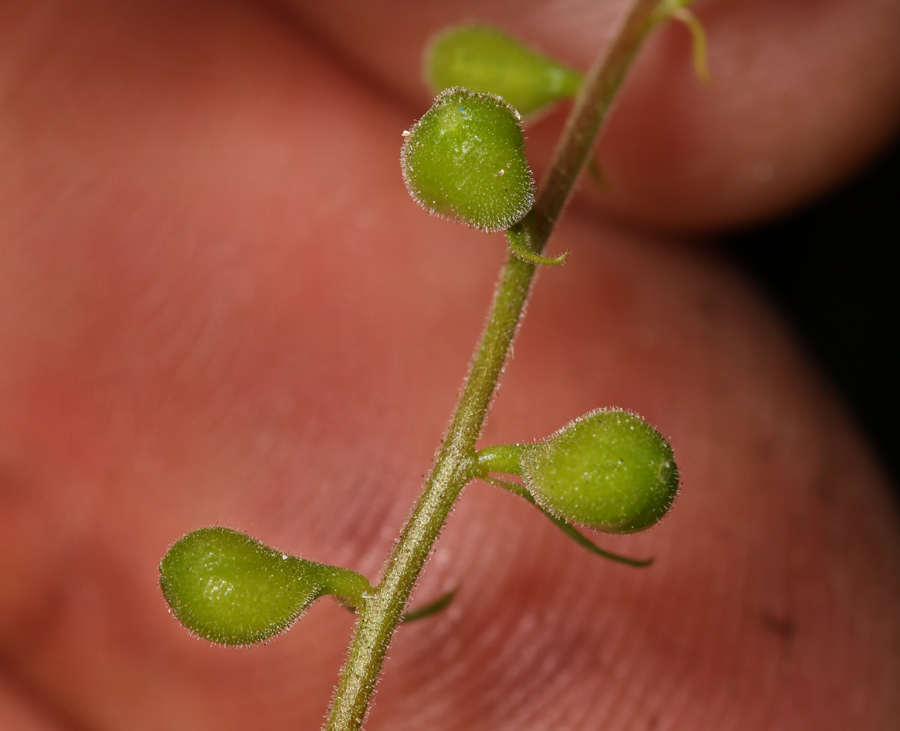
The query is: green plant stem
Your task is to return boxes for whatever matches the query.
[324,2,666,729]
[534,0,664,240]
[324,241,536,731]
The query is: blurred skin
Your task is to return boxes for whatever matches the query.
[1,0,899,729]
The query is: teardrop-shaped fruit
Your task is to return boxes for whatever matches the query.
[426,25,583,117]
[159,527,325,645]
[520,409,678,533]
[401,87,535,232]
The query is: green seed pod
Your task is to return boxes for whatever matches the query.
[159,527,371,645]
[401,87,535,232]
[426,25,583,118]
[520,409,679,533]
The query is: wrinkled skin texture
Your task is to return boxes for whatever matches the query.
[1,1,899,729]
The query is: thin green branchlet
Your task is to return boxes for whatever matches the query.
[157,0,706,728]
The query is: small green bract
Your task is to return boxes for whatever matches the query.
[159,527,323,645]
[401,87,535,232]
[521,409,679,533]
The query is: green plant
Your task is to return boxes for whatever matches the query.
[158,1,707,728]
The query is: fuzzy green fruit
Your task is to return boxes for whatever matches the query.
[401,87,535,232]
[160,527,331,645]
[521,409,678,533]
[426,25,583,117]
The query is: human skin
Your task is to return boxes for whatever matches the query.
[0,1,899,729]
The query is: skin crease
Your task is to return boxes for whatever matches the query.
[0,0,898,730]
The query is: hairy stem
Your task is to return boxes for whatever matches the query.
[535,0,664,240]
[324,1,665,728]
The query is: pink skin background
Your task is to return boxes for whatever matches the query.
[1,0,899,729]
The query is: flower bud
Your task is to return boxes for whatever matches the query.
[401,87,534,232]
[159,527,369,645]
[520,409,678,533]
[426,25,583,117]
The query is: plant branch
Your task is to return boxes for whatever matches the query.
[534,0,663,244]
[324,2,668,728]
